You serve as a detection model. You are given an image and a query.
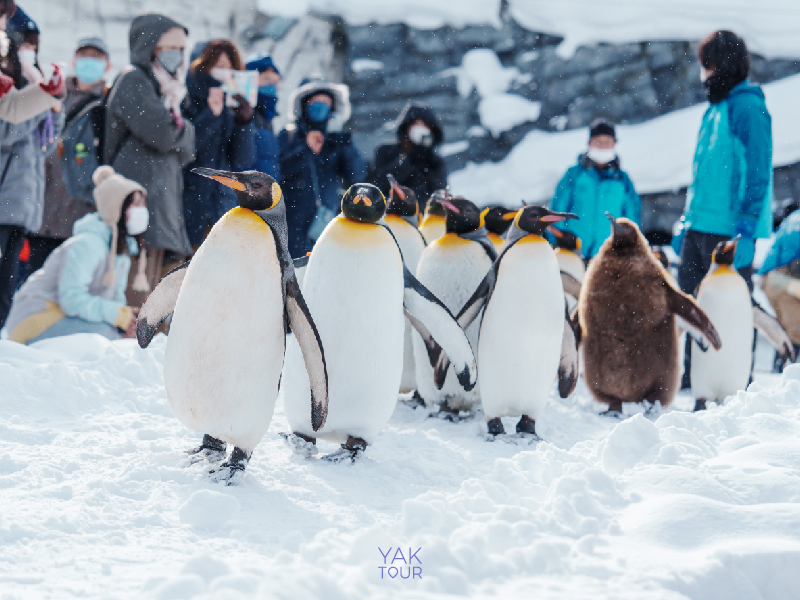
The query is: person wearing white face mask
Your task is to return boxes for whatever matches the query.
[549,119,641,259]
[2,166,148,344]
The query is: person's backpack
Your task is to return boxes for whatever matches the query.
[58,72,130,206]
[58,97,106,206]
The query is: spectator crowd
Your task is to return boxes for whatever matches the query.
[0,1,796,379]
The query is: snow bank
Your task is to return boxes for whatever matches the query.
[450,73,800,206]
[509,0,800,59]
[257,0,500,29]
[2,332,799,598]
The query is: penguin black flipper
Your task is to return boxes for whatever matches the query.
[136,260,191,348]
[752,299,795,361]
[461,227,498,262]
[285,275,329,431]
[402,264,478,392]
[561,271,582,300]
[558,303,579,398]
[665,284,722,352]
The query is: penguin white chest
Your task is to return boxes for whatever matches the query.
[691,267,753,402]
[282,217,405,443]
[479,237,565,419]
[164,208,285,453]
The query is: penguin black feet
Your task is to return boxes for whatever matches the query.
[599,399,624,419]
[185,434,227,464]
[209,447,251,486]
[693,398,707,412]
[486,417,505,436]
[280,431,318,458]
[516,415,536,435]
[322,436,367,464]
[400,390,426,409]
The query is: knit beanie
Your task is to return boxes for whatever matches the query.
[589,118,616,141]
[92,166,149,292]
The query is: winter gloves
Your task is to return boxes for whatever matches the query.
[39,64,66,97]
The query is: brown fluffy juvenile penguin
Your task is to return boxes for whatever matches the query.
[575,214,722,415]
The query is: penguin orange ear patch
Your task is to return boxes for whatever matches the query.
[271,182,282,207]
[501,211,517,221]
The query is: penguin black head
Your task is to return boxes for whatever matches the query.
[425,189,449,217]
[439,197,483,234]
[515,205,578,236]
[547,225,582,253]
[386,174,419,218]
[606,212,640,249]
[341,183,386,223]
[712,236,739,266]
[484,206,517,236]
[193,168,282,212]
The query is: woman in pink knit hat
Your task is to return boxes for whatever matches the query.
[2,166,148,344]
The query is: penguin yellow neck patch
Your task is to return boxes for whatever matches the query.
[327,216,387,247]
[223,207,269,233]
[435,232,472,248]
[711,264,738,277]
[516,234,547,245]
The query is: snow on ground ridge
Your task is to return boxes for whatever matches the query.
[2,334,800,598]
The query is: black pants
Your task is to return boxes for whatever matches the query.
[19,235,64,286]
[0,225,25,328]
[677,229,753,389]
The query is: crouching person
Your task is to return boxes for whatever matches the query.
[760,209,800,369]
[2,167,147,344]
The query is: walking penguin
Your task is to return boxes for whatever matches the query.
[575,213,721,415]
[136,169,328,484]
[281,183,477,462]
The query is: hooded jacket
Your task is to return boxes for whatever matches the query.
[278,80,366,258]
[682,81,773,240]
[182,69,256,246]
[549,154,640,259]
[3,212,131,343]
[104,13,195,256]
[369,103,447,208]
[0,102,64,232]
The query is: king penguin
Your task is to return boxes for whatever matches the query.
[434,205,581,438]
[483,205,516,252]
[691,237,794,410]
[548,225,584,309]
[383,174,427,395]
[281,183,477,462]
[413,196,496,418]
[575,214,721,415]
[136,169,328,484]
[418,189,448,243]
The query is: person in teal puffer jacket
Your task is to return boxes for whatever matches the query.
[2,167,148,344]
[549,119,640,259]
[674,30,773,295]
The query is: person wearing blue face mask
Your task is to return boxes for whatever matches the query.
[278,78,366,257]
[245,53,281,180]
[26,37,112,281]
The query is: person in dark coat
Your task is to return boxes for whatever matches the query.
[245,53,281,180]
[182,39,256,248]
[104,13,195,305]
[278,78,366,258]
[370,102,447,210]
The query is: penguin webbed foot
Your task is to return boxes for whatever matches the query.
[431,399,473,422]
[486,417,505,436]
[280,432,318,458]
[399,390,426,409]
[516,415,536,435]
[321,437,366,464]
[599,409,625,419]
[185,434,227,465]
[209,447,250,486]
[693,398,707,412]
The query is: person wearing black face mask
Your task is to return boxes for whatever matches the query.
[369,102,447,212]
[245,53,281,180]
[278,78,366,257]
[672,30,773,390]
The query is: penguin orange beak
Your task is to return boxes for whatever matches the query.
[542,211,578,223]
[193,167,246,191]
[440,200,460,214]
[547,225,564,238]
[723,235,740,254]
[606,211,626,236]
[387,174,405,201]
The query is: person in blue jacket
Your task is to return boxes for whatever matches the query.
[182,39,256,248]
[278,78,366,258]
[760,209,800,368]
[672,30,773,387]
[245,53,281,180]
[549,119,640,259]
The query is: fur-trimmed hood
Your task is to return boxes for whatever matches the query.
[287,78,351,128]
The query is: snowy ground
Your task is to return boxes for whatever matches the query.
[1,332,800,599]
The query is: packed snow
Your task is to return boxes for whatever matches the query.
[1,330,799,599]
[450,72,800,206]
[478,94,541,137]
